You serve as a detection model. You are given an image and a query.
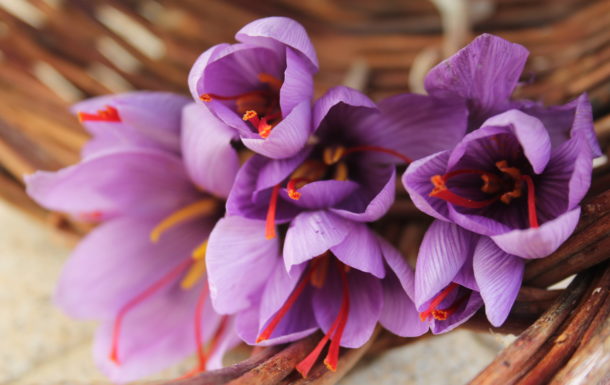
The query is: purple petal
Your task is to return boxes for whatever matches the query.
[25,149,199,221]
[491,207,581,259]
[414,220,477,307]
[402,150,451,221]
[313,266,383,348]
[312,86,377,131]
[226,154,303,222]
[425,34,528,119]
[377,237,429,337]
[206,216,280,314]
[537,134,592,221]
[473,237,524,327]
[448,110,552,174]
[283,210,353,271]
[54,215,212,318]
[255,262,318,345]
[235,302,317,346]
[241,100,312,159]
[330,223,385,278]
[331,168,396,222]
[359,93,468,161]
[518,94,601,156]
[236,16,318,71]
[181,103,239,198]
[283,179,359,210]
[93,281,220,382]
[280,47,315,115]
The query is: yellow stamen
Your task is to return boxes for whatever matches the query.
[181,240,208,290]
[323,146,346,166]
[334,162,348,181]
[243,110,258,121]
[150,199,218,243]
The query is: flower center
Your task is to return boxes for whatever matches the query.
[77,105,121,122]
[429,160,540,228]
[200,73,283,138]
[264,145,412,239]
[255,256,350,377]
[419,282,469,321]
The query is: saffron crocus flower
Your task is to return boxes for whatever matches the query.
[25,93,240,382]
[404,107,597,328]
[188,16,318,159]
[205,215,428,377]
[424,33,601,157]
[226,85,468,241]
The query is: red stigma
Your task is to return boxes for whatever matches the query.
[109,259,193,365]
[419,282,460,322]
[296,260,350,377]
[77,106,120,123]
[342,145,412,164]
[521,175,539,228]
[194,283,209,371]
[265,185,280,240]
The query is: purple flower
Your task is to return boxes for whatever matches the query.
[404,107,597,328]
[226,85,468,241]
[25,93,240,382]
[425,33,601,157]
[205,215,428,377]
[188,17,318,159]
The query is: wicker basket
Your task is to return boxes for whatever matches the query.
[1,1,609,384]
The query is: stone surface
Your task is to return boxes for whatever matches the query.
[1,200,507,384]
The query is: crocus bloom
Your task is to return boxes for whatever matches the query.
[206,215,428,377]
[25,93,240,382]
[404,107,597,328]
[225,85,468,241]
[206,85,467,374]
[188,17,318,159]
[423,33,601,158]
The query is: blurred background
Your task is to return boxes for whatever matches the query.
[1,0,609,383]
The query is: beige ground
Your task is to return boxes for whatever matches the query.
[1,200,509,384]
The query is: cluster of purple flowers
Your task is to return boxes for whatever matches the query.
[26,17,599,382]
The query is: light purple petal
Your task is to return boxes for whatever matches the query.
[206,316,242,370]
[377,236,429,337]
[188,43,231,101]
[73,92,190,156]
[241,100,312,159]
[93,281,219,382]
[330,223,385,278]
[331,168,396,222]
[280,47,314,114]
[54,215,212,318]
[358,93,468,162]
[473,237,524,327]
[425,34,528,118]
[236,16,318,71]
[402,151,451,221]
[181,103,239,198]
[25,149,200,221]
[206,216,280,314]
[312,86,377,131]
[313,266,383,348]
[414,220,478,307]
[491,207,581,259]
[283,179,359,210]
[448,110,552,174]
[283,210,353,271]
